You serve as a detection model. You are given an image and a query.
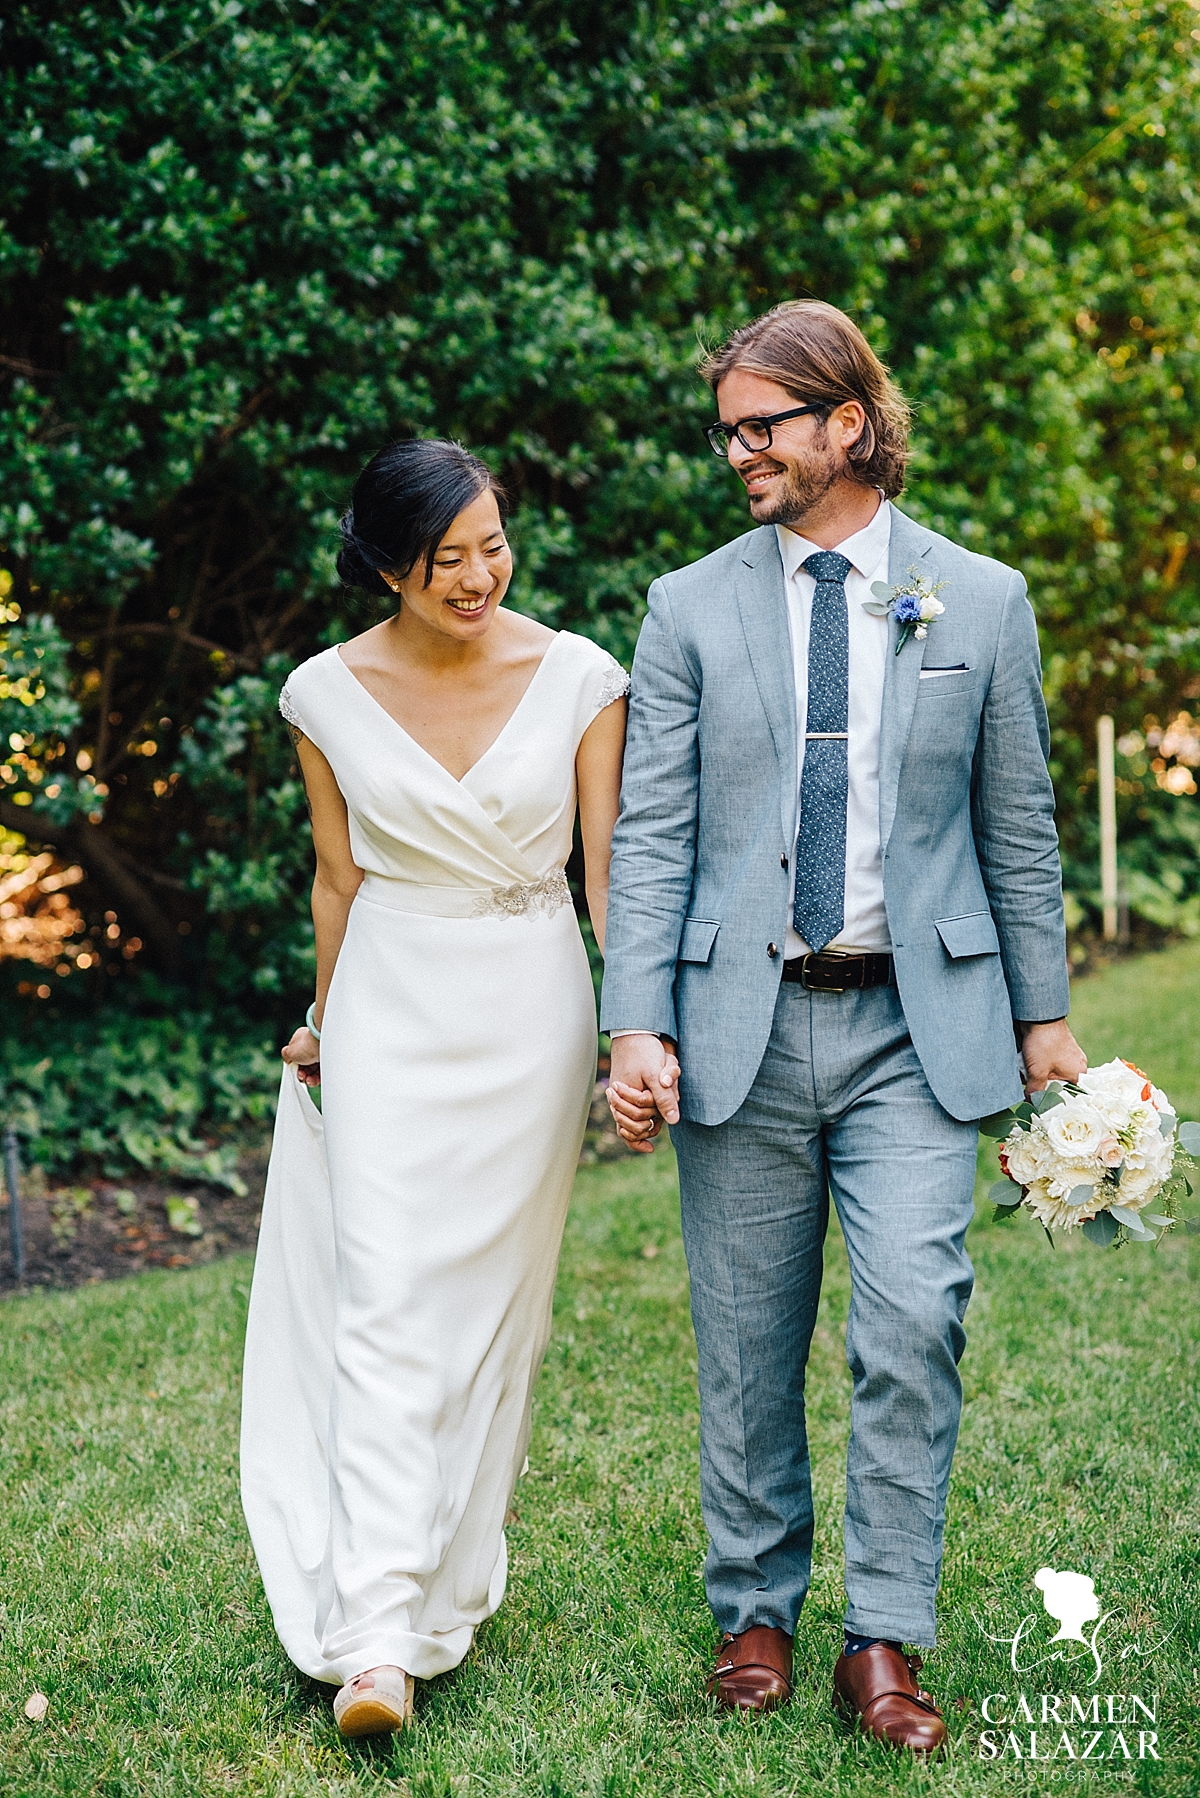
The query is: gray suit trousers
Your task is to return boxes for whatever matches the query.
[672,979,978,1647]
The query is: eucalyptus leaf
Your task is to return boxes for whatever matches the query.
[1108,1203,1142,1226]
[1031,1086,1065,1114]
[1140,1214,1174,1229]
[1125,1222,1158,1243]
[989,1180,1022,1209]
[1186,1218,1200,1235]
[1158,1110,1176,1137]
[1014,1103,1035,1124]
[1178,1122,1200,1155]
[979,1110,1017,1139]
[1068,1184,1098,1208]
[861,600,891,617]
[1082,1212,1120,1247]
[869,581,893,601]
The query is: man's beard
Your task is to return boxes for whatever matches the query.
[744,438,842,528]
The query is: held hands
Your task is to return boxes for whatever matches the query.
[606,1034,682,1153]
[1020,1018,1087,1093]
[282,1025,322,1087]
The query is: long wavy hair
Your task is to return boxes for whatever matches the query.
[698,301,912,499]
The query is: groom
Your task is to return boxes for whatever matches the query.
[600,300,1084,1752]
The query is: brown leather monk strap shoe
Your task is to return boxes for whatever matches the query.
[707,1625,793,1712]
[832,1642,947,1755]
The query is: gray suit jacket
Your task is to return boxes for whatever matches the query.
[599,505,1070,1125]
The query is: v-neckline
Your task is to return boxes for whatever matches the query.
[333,631,562,785]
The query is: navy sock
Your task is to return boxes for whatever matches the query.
[843,1632,903,1656]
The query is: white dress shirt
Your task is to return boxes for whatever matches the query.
[777,498,892,958]
[608,499,894,1039]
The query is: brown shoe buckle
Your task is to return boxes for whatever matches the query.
[710,1647,793,1701]
[859,1689,942,1724]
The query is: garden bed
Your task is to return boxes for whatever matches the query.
[0,1150,270,1294]
[1,1083,626,1295]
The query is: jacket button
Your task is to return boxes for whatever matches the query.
[780,853,788,870]
[767,942,778,959]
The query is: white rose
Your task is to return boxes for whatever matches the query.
[1041,1101,1109,1162]
[1079,1060,1147,1114]
[918,595,945,624]
[1002,1128,1043,1186]
[1124,1128,1174,1180]
[1112,1167,1157,1210]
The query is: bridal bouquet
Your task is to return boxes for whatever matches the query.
[981,1058,1200,1247]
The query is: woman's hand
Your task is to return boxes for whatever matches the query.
[282,1026,322,1087]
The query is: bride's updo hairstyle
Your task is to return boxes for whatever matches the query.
[337,438,509,597]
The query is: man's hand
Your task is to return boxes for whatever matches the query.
[1019,1018,1086,1093]
[606,1034,681,1153]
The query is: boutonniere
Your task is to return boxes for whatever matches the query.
[863,567,947,656]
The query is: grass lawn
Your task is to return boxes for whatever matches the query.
[2,946,1198,1796]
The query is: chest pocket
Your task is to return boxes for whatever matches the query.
[915,671,974,699]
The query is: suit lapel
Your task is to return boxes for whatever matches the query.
[878,505,938,854]
[735,527,797,843]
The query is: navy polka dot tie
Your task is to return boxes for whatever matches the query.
[792,551,852,952]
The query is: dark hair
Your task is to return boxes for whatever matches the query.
[336,438,509,595]
[698,300,912,499]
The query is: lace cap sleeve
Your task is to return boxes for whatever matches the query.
[279,679,303,731]
[593,652,630,715]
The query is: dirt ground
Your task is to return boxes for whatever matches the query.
[1,1083,627,1295]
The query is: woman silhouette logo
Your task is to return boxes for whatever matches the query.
[1034,1567,1100,1642]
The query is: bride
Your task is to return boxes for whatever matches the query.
[240,437,628,1736]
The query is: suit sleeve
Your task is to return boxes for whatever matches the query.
[598,578,700,1040]
[970,571,1071,1023]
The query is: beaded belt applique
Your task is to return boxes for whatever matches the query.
[473,868,571,920]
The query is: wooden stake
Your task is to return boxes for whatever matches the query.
[1098,715,1117,941]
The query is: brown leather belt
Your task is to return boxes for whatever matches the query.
[781,951,894,992]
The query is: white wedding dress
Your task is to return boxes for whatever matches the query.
[240,630,628,1685]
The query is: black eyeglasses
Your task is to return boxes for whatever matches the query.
[703,403,829,458]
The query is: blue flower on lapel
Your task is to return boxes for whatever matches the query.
[864,567,948,656]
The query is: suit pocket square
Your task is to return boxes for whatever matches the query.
[678,918,721,964]
[935,911,1001,958]
[919,665,969,678]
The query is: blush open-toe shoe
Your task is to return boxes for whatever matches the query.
[333,1666,415,1737]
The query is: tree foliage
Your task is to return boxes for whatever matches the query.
[2,0,1200,1018]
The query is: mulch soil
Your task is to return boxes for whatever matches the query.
[1,1082,628,1297]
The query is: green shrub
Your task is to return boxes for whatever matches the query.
[170,657,314,1000]
[0,1014,280,1188]
[1,0,1199,1020]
